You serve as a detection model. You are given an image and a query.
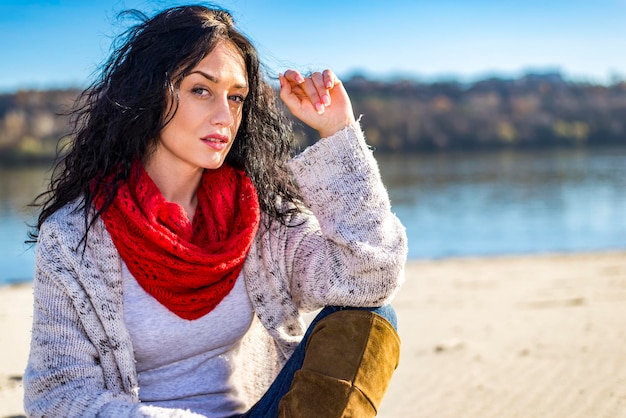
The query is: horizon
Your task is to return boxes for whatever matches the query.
[1,0,625,93]
[2,69,620,95]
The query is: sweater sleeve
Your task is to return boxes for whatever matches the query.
[23,212,207,418]
[284,121,408,311]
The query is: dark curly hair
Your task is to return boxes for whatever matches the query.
[30,4,303,242]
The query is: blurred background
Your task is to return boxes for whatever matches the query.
[1,0,626,284]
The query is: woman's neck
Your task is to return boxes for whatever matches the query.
[143,160,203,220]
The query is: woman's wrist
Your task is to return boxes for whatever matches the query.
[317,117,356,139]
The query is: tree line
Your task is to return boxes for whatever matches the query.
[1,71,625,163]
[296,72,626,152]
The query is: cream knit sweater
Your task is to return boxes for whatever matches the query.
[23,122,408,417]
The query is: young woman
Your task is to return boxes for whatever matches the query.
[23,5,407,417]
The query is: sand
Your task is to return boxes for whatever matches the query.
[2,251,626,418]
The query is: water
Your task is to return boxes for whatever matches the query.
[1,147,625,285]
[378,147,626,259]
[0,165,49,284]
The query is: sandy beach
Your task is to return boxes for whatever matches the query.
[2,251,626,418]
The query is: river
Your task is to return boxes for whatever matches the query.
[1,146,625,285]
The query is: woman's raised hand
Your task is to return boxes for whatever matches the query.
[279,69,356,139]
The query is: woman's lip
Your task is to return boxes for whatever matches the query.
[201,133,229,142]
[200,134,229,151]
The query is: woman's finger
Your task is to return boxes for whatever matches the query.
[279,72,315,115]
[299,72,330,114]
[283,69,305,86]
[322,69,335,89]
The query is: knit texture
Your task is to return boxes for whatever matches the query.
[24,122,408,417]
[98,161,259,320]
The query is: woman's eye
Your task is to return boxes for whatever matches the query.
[192,87,210,96]
[229,95,246,104]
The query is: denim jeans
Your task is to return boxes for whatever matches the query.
[236,305,398,418]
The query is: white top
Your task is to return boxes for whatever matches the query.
[122,263,254,417]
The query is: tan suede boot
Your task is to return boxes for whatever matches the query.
[278,310,401,418]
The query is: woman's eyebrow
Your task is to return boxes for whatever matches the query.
[189,70,248,89]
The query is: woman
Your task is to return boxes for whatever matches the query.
[24,4,407,418]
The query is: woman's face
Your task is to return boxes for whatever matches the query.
[151,41,248,174]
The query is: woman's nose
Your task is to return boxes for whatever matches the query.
[210,96,234,126]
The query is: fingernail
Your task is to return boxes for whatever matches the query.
[315,103,325,114]
[322,94,330,106]
[296,75,305,84]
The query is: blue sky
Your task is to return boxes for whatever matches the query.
[1,0,625,92]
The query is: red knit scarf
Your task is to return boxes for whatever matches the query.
[97,161,260,320]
